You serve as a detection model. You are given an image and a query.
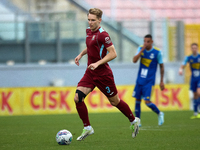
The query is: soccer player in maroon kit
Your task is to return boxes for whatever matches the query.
[74,8,140,141]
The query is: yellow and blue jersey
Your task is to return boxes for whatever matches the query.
[183,54,200,80]
[135,46,163,85]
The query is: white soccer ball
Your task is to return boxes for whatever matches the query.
[56,129,73,145]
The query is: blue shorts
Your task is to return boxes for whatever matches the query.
[190,79,200,92]
[132,83,154,101]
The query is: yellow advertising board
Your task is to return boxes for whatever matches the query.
[0,88,22,116]
[0,84,190,116]
[22,87,77,115]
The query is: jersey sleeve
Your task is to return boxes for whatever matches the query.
[135,47,142,56]
[182,56,188,66]
[157,51,163,64]
[99,32,113,48]
[86,28,90,34]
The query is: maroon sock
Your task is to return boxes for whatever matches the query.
[116,100,135,122]
[76,102,91,127]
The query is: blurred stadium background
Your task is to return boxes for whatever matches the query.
[0,0,200,116]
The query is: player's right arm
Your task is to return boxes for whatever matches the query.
[133,46,146,63]
[75,47,87,66]
[179,56,188,75]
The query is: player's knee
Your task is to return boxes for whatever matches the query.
[108,95,120,106]
[74,94,79,103]
[194,92,198,99]
[195,94,199,99]
[145,101,151,104]
[136,99,141,103]
[197,91,200,97]
[110,101,117,106]
[74,90,86,103]
[110,99,120,106]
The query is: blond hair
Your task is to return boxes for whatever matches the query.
[88,8,103,19]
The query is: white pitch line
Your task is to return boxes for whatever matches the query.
[139,126,168,131]
[139,128,164,131]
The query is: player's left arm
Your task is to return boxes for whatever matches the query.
[179,56,188,75]
[158,51,165,91]
[88,45,116,70]
[159,63,165,91]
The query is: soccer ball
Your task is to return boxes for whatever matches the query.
[56,129,73,145]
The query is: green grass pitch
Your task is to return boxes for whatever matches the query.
[0,111,199,150]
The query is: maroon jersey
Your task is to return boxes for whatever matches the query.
[86,27,113,76]
[77,27,118,97]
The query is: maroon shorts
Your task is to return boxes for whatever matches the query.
[77,70,118,97]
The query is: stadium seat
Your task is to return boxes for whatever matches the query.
[187,1,197,9]
[116,0,138,9]
[176,1,184,9]
[184,9,195,18]
[84,0,200,22]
